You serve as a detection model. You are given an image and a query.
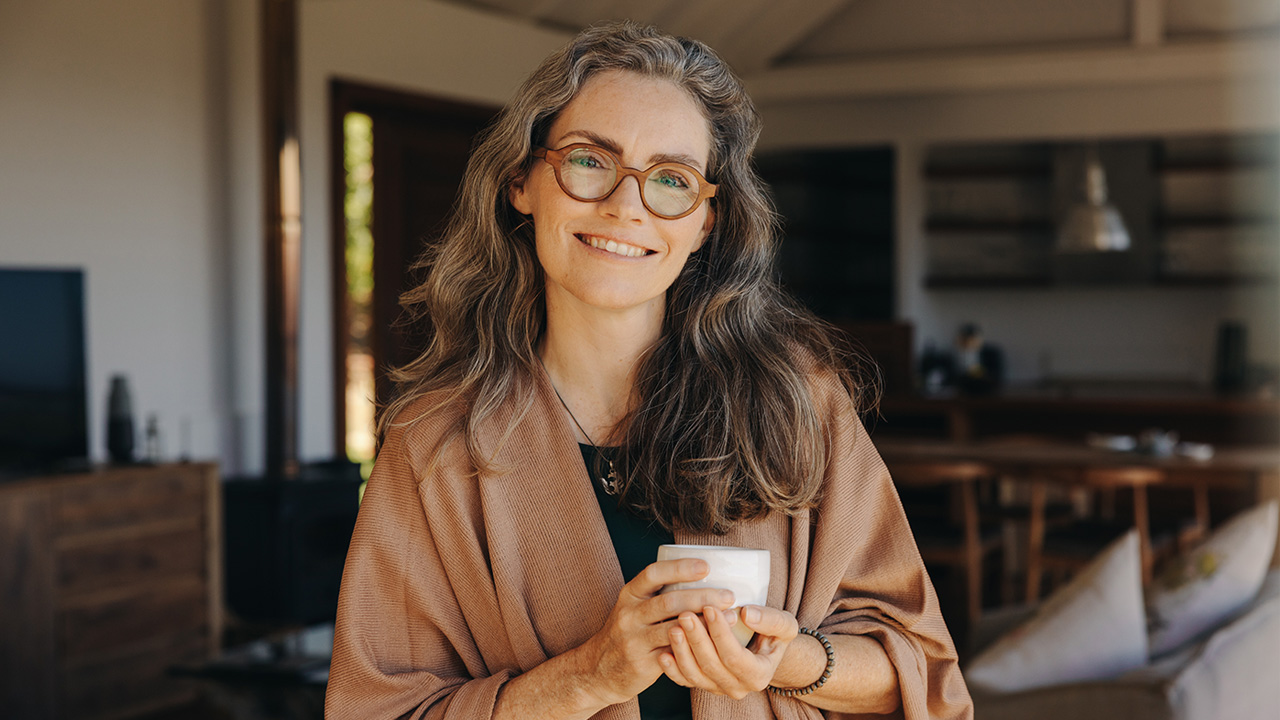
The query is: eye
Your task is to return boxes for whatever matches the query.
[651,167,693,190]
[565,147,613,170]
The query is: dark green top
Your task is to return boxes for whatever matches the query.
[579,444,692,720]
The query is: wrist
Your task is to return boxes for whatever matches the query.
[494,646,612,720]
[565,637,626,708]
[769,628,835,697]
[771,631,825,688]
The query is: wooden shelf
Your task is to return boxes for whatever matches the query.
[924,164,1051,180]
[1156,160,1278,173]
[926,219,1054,234]
[925,275,1052,289]
[1154,274,1279,287]
[1156,217,1280,229]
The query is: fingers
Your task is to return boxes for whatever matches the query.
[659,650,693,687]
[667,613,719,691]
[639,586,735,625]
[665,606,804,700]
[624,558,710,599]
[667,607,766,699]
[738,605,799,644]
[699,606,766,685]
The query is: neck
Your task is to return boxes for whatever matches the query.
[539,292,663,444]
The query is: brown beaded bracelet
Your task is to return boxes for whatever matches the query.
[768,627,835,697]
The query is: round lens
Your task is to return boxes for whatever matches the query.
[644,165,700,217]
[559,147,616,199]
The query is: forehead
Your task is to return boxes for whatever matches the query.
[547,70,712,169]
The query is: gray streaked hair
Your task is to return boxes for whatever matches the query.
[381,21,875,534]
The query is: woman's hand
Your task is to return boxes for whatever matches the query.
[576,558,738,706]
[660,603,800,700]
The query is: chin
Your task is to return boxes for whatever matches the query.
[575,288,662,314]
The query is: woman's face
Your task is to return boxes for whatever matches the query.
[510,69,715,320]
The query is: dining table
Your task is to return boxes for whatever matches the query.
[871,435,1280,600]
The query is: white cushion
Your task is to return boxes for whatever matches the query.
[1147,500,1279,656]
[965,531,1148,693]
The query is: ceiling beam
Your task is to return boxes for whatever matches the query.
[718,0,852,74]
[1132,0,1165,47]
[619,0,686,27]
[745,37,1280,103]
[525,0,568,20]
[657,0,751,50]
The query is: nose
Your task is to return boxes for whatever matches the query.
[598,173,647,223]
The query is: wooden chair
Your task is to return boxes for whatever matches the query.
[891,460,1003,625]
[1024,465,1167,602]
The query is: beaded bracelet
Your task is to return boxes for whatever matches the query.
[768,627,835,697]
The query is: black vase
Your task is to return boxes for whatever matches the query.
[1214,322,1248,394]
[106,375,135,464]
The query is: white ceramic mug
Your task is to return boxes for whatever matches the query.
[657,544,770,645]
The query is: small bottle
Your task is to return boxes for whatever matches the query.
[144,414,162,464]
[106,375,135,464]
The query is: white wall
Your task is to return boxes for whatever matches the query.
[757,77,1280,383]
[0,0,571,475]
[0,0,233,465]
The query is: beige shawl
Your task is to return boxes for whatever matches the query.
[326,368,972,719]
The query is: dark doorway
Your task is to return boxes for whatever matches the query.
[329,80,499,460]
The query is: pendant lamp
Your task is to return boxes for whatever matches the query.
[1056,145,1131,253]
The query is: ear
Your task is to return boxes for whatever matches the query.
[692,202,715,252]
[509,175,533,215]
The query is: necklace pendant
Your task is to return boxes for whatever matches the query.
[602,464,620,495]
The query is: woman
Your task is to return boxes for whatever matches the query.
[327,21,972,720]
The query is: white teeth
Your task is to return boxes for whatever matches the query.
[581,234,646,258]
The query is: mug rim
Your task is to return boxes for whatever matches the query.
[658,544,768,553]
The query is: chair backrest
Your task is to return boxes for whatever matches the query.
[1079,466,1166,488]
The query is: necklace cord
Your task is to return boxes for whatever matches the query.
[536,354,622,495]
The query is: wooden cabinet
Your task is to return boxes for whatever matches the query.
[1155,133,1280,283]
[922,133,1280,287]
[757,147,896,320]
[0,463,222,720]
[923,142,1056,287]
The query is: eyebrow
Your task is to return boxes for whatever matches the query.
[555,130,706,172]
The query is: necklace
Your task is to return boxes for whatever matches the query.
[536,355,621,495]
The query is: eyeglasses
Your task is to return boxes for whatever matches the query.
[531,143,717,220]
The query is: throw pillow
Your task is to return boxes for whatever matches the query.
[1147,500,1278,656]
[965,530,1147,693]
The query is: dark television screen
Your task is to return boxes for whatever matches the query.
[0,268,89,473]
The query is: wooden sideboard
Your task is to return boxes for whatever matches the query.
[0,463,222,720]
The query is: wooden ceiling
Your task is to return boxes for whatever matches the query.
[438,0,1280,100]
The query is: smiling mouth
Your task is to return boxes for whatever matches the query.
[575,233,652,258]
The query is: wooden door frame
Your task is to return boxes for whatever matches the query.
[328,79,497,459]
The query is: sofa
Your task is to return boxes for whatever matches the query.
[967,566,1280,719]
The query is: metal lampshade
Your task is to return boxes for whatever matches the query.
[1056,147,1131,253]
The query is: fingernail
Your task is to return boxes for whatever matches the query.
[719,590,735,604]
[692,559,709,574]
[704,606,717,622]
[680,615,694,630]
[671,628,684,644]
[725,608,738,625]
[745,606,762,623]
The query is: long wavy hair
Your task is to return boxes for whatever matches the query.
[380,20,879,534]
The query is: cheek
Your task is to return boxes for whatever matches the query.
[673,215,711,254]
